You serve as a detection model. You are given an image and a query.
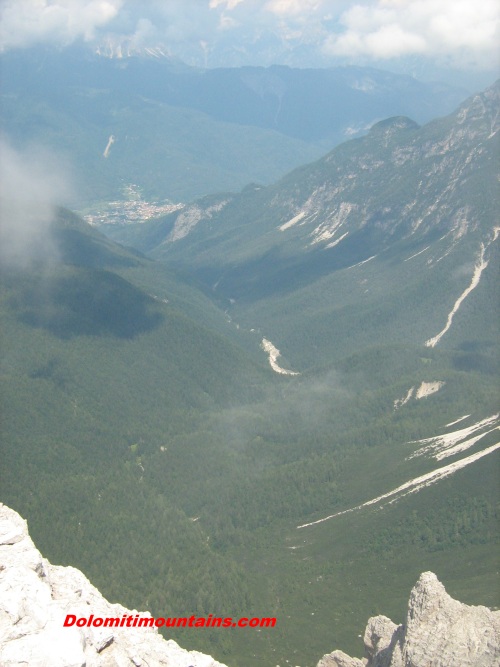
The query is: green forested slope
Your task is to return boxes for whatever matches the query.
[1,89,320,205]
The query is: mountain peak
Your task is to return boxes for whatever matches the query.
[318,571,500,667]
[369,115,420,136]
[453,79,500,131]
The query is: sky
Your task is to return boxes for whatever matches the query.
[0,1,498,85]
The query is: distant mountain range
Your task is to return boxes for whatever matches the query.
[1,46,469,204]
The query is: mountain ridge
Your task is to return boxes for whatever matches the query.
[147,79,499,259]
[105,81,499,372]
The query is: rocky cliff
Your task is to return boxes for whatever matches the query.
[0,504,227,667]
[318,571,500,667]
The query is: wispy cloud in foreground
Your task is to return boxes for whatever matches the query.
[0,138,73,267]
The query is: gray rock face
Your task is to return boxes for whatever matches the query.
[317,650,365,667]
[318,571,500,667]
[0,504,228,667]
[363,616,398,667]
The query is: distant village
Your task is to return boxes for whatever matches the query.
[84,184,183,227]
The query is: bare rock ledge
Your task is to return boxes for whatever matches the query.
[2,503,499,667]
[317,571,500,667]
[0,503,227,667]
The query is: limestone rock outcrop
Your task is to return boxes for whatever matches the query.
[317,650,364,667]
[318,571,500,667]
[0,503,228,667]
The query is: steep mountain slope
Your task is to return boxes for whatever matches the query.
[2,84,498,667]
[0,208,274,660]
[95,83,500,666]
[120,82,499,371]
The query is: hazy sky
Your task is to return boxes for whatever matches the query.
[1,1,498,83]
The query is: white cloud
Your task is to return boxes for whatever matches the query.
[265,0,320,15]
[218,14,240,30]
[324,0,500,67]
[0,0,122,51]
[333,22,427,59]
[0,138,73,267]
[0,0,497,74]
[209,0,245,9]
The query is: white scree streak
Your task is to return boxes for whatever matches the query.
[415,381,445,399]
[261,338,300,376]
[394,382,445,410]
[425,228,499,347]
[431,428,499,461]
[103,135,115,158]
[344,255,376,270]
[445,414,470,428]
[297,442,500,529]
[394,386,415,410]
[279,211,306,231]
[408,414,499,460]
